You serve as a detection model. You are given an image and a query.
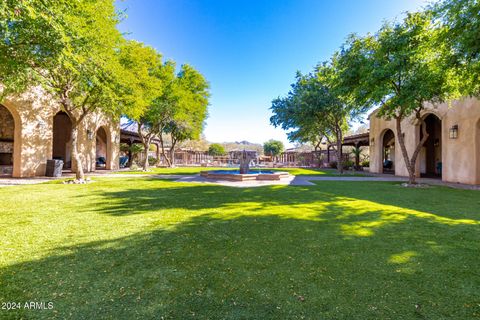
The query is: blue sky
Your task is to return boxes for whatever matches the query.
[116,0,428,147]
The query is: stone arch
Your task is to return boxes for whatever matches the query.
[380,129,395,174]
[52,111,73,169]
[420,109,444,122]
[95,125,113,170]
[419,113,442,178]
[0,103,22,177]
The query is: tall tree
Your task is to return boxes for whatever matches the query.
[263,139,284,158]
[119,40,163,171]
[0,0,126,180]
[338,12,459,184]
[433,0,480,96]
[165,64,210,166]
[271,59,362,174]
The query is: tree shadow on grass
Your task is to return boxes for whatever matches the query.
[81,178,317,216]
[85,178,480,224]
[1,211,480,319]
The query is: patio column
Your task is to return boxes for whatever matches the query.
[127,137,134,167]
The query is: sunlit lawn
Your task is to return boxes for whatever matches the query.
[119,166,367,176]
[1,178,479,319]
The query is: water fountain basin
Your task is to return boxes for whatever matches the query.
[200,170,290,181]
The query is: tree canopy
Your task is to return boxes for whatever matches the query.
[263,140,284,157]
[0,0,128,179]
[271,59,365,173]
[433,0,480,96]
[0,0,210,175]
[337,11,459,183]
[208,143,226,156]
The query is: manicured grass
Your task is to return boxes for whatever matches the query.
[118,166,366,176]
[0,178,479,319]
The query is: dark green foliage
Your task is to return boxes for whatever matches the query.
[208,143,226,156]
[263,139,284,156]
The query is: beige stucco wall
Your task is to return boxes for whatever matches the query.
[369,97,480,185]
[1,87,120,177]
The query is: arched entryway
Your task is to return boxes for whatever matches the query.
[0,104,16,176]
[95,126,110,170]
[420,114,442,178]
[381,129,395,174]
[52,112,72,169]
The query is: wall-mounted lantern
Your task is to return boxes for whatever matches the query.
[87,129,94,140]
[36,120,48,130]
[370,138,375,146]
[449,125,458,139]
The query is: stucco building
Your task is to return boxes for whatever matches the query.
[0,87,120,177]
[369,98,480,185]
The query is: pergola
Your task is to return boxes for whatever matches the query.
[120,129,167,165]
[327,132,370,168]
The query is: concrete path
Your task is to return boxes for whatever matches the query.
[0,176,54,187]
[1,172,478,190]
[173,174,479,190]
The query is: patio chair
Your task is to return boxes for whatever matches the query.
[96,157,106,167]
[383,160,393,169]
[119,156,129,168]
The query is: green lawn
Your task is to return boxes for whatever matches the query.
[118,166,367,176]
[1,178,479,319]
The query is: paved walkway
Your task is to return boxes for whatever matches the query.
[174,174,480,190]
[1,172,478,190]
[0,176,54,186]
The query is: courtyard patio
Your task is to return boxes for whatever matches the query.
[1,175,479,319]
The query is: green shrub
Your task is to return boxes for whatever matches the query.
[343,160,354,169]
[148,156,157,166]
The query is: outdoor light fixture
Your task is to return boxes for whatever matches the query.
[87,129,93,140]
[370,138,375,146]
[449,125,458,139]
[36,120,47,129]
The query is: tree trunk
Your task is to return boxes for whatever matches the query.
[336,139,344,174]
[395,116,415,183]
[142,142,150,171]
[169,146,175,167]
[395,116,429,185]
[70,122,85,180]
[137,123,152,172]
[335,128,344,174]
[159,134,171,167]
[168,134,177,168]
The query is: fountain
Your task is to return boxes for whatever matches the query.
[200,149,290,181]
[239,149,253,174]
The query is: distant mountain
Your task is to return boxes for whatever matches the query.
[221,141,263,154]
